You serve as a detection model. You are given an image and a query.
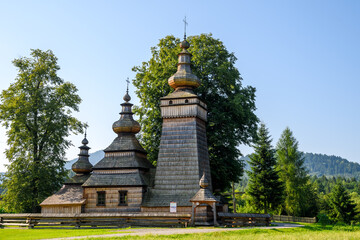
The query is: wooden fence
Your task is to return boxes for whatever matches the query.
[218,213,271,227]
[0,213,191,229]
[272,215,316,223]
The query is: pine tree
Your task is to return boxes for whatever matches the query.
[247,123,284,213]
[328,183,358,224]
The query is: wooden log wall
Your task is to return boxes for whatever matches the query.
[41,205,81,214]
[84,187,143,212]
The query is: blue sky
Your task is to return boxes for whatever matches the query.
[0,1,359,172]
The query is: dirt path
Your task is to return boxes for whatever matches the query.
[44,223,304,240]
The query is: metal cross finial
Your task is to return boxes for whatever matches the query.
[84,126,87,139]
[183,16,188,40]
[126,77,130,94]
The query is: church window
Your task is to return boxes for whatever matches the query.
[119,191,128,206]
[185,99,189,103]
[97,191,106,206]
[169,100,173,105]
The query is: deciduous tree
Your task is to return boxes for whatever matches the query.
[0,49,84,213]
[132,34,258,191]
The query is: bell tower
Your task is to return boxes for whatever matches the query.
[143,36,212,210]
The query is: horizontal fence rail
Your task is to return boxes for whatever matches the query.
[0,213,191,229]
[272,215,316,223]
[218,213,272,227]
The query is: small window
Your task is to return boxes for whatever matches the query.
[185,99,189,103]
[169,100,173,105]
[97,191,106,206]
[119,191,128,206]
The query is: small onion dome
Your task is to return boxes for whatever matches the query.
[112,91,141,134]
[168,39,201,90]
[72,137,93,173]
[199,172,210,189]
[180,39,190,49]
[123,92,131,102]
[82,137,89,145]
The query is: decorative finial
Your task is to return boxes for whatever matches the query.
[126,77,130,94]
[123,78,131,102]
[199,171,209,188]
[82,126,89,145]
[183,16,188,40]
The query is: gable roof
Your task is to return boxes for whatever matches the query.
[40,185,85,206]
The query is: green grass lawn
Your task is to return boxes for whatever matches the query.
[1,224,360,240]
[0,227,129,240]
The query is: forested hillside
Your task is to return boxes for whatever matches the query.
[242,153,360,178]
[303,153,360,178]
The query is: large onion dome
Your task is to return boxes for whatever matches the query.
[168,38,201,90]
[112,91,141,134]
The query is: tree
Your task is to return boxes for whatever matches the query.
[276,127,312,216]
[0,49,84,213]
[246,123,284,213]
[132,34,258,191]
[327,183,358,224]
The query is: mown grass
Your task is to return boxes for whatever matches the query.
[0,227,130,240]
[1,224,360,240]
[85,224,360,240]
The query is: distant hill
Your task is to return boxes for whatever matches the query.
[64,150,104,169]
[242,153,360,178]
[303,153,360,178]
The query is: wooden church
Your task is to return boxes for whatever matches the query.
[40,37,221,222]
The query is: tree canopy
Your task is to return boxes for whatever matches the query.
[0,49,84,213]
[132,34,258,191]
[247,123,284,213]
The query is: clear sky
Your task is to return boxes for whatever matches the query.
[0,1,359,172]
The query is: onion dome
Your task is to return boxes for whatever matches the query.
[112,91,141,134]
[168,38,201,90]
[72,133,93,173]
[199,171,210,188]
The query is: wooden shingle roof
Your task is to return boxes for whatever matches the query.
[40,185,85,206]
[82,172,148,187]
[104,134,146,153]
[93,154,153,170]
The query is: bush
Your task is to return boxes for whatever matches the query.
[317,213,331,226]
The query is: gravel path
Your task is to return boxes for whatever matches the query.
[43,222,304,240]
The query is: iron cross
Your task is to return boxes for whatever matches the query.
[126,78,130,93]
[183,16,188,39]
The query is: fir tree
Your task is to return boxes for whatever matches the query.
[328,183,358,224]
[247,123,284,213]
